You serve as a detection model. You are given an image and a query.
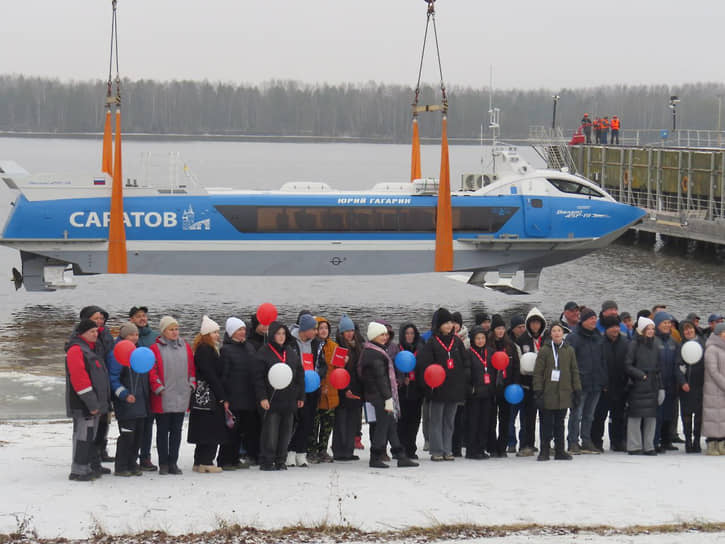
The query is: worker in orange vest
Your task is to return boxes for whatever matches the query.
[601,117,610,145]
[610,116,621,145]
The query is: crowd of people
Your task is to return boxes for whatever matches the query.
[63,300,725,481]
[580,113,621,145]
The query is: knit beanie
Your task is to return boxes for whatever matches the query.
[579,307,597,323]
[451,312,463,326]
[601,300,618,312]
[433,308,454,331]
[339,314,355,333]
[225,317,246,337]
[200,315,220,335]
[490,314,506,330]
[600,315,621,330]
[299,314,318,332]
[715,323,725,336]
[510,314,525,328]
[653,311,673,328]
[474,312,491,325]
[367,321,388,342]
[637,316,655,335]
[77,319,98,335]
[118,322,139,339]
[159,315,178,333]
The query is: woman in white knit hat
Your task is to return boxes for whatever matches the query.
[148,316,196,475]
[188,315,228,473]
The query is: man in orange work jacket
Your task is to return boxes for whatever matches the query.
[610,116,621,145]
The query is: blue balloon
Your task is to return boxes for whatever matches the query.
[504,384,524,405]
[395,350,416,373]
[130,347,155,374]
[304,370,320,393]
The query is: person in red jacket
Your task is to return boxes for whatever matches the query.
[65,319,111,481]
[149,316,196,475]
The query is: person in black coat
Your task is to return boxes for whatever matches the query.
[487,314,521,457]
[417,308,470,461]
[397,322,425,459]
[360,322,418,468]
[254,321,305,470]
[187,316,228,473]
[593,316,630,452]
[465,326,495,459]
[624,318,661,455]
[680,320,705,452]
[218,317,260,468]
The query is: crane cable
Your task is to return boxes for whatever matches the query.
[412,0,448,115]
[107,0,121,107]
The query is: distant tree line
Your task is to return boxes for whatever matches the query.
[1,75,724,142]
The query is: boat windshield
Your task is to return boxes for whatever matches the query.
[546,178,605,198]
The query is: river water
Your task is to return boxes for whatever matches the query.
[0,137,722,417]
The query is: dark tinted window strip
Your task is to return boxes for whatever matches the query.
[215,205,518,233]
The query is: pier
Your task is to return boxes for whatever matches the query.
[568,145,725,247]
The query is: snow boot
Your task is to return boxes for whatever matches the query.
[286,451,296,467]
[295,453,309,467]
[369,449,389,469]
[554,448,572,461]
[537,445,550,461]
[397,455,419,468]
[706,441,721,456]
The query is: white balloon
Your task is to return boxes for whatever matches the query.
[520,352,537,375]
[681,340,703,365]
[268,362,293,390]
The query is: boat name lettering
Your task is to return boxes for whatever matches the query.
[69,211,178,228]
[555,210,610,219]
[336,197,412,205]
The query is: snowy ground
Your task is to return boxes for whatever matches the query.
[0,418,724,543]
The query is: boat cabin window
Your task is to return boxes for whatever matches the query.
[546,178,604,198]
[215,205,519,233]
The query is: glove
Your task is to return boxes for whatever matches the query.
[571,390,581,409]
[657,389,666,406]
[534,391,544,410]
[384,398,394,413]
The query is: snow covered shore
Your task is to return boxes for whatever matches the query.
[1,418,724,542]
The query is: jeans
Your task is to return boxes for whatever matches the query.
[568,389,601,446]
[155,412,185,466]
[428,401,458,456]
[259,410,294,467]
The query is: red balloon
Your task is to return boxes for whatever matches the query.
[113,340,135,367]
[492,351,509,371]
[424,364,446,388]
[329,368,351,390]
[256,303,278,326]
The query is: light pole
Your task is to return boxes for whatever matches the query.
[669,95,680,132]
[551,94,560,133]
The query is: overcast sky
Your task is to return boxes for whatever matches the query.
[3,0,724,90]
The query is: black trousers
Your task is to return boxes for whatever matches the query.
[398,396,423,457]
[489,397,511,455]
[332,399,361,458]
[115,417,145,472]
[465,396,492,455]
[591,391,610,448]
[193,443,219,466]
[289,391,318,453]
[519,388,537,449]
[370,401,402,455]
[259,410,294,467]
[93,413,110,462]
[139,414,155,462]
[540,409,567,451]
[155,412,185,466]
[451,404,466,454]
[218,409,244,466]
[682,407,703,444]
[609,397,627,448]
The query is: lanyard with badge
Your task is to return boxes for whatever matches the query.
[269,345,287,364]
[470,348,491,384]
[551,343,561,382]
[436,336,456,369]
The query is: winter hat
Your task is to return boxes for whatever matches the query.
[80,305,105,321]
[451,312,463,326]
[118,322,139,339]
[653,311,673,328]
[579,307,597,323]
[339,314,355,333]
[715,323,725,336]
[491,314,506,330]
[367,321,388,342]
[510,314,525,328]
[77,319,98,335]
[298,314,318,333]
[433,308,454,331]
[225,317,246,337]
[564,301,579,311]
[469,325,486,343]
[159,315,178,333]
[200,315,220,335]
[474,312,491,325]
[601,300,618,312]
[637,316,655,335]
[600,315,621,330]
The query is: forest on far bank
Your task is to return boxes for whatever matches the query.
[1,75,724,142]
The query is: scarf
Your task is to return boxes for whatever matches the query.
[361,341,400,420]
